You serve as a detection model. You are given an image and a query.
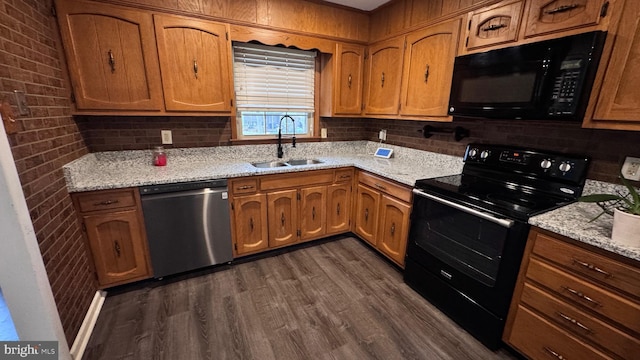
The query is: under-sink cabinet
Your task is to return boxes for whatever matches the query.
[354,170,412,267]
[504,227,640,359]
[71,188,153,288]
[229,168,354,257]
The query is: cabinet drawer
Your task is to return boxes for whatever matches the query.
[526,258,640,334]
[358,171,411,203]
[75,189,137,213]
[508,305,611,360]
[521,282,640,359]
[334,168,354,182]
[260,170,333,191]
[532,232,640,298]
[523,0,606,38]
[230,178,258,195]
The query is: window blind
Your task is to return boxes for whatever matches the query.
[233,43,316,113]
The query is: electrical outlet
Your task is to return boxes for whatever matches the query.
[321,128,328,138]
[379,129,387,141]
[161,130,173,145]
[621,156,640,181]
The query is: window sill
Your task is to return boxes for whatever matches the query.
[230,136,324,145]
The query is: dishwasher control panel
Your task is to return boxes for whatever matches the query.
[140,179,228,195]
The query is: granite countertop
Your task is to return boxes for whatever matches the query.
[530,180,640,262]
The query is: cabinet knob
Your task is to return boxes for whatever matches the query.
[348,74,352,89]
[114,241,121,257]
[381,72,385,88]
[193,59,198,79]
[390,222,395,236]
[249,217,254,232]
[544,4,579,15]
[364,208,369,222]
[424,64,430,83]
[336,203,340,216]
[107,50,115,73]
[281,212,286,226]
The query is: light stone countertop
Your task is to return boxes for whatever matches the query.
[529,180,640,262]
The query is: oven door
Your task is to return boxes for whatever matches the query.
[406,189,529,317]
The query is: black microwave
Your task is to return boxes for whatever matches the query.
[448,31,606,120]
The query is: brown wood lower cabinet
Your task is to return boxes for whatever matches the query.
[354,170,412,267]
[72,188,153,288]
[229,168,354,257]
[504,227,640,359]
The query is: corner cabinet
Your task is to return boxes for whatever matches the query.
[504,227,640,360]
[154,14,234,112]
[354,171,412,267]
[72,188,153,288]
[320,43,365,116]
[56,0,164,111]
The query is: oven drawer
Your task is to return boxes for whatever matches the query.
[507,305,612,360]
[520,282,640,359]
[532,232,640,299]
[526,257,640,334]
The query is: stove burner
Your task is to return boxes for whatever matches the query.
[486,193,538,209]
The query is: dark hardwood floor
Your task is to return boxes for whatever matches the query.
[84,237,519,360]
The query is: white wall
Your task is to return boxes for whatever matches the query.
[0,114,71,359]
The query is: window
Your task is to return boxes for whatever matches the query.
[233,42,316,139]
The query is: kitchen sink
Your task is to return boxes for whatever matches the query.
[251,159,323,168]
[286,159,323,166]
[251,161,290,168]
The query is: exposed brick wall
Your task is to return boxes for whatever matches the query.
[1,0,95,344]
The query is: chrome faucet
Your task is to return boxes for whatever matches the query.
[277,115,296,158]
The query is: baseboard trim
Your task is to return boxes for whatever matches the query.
[70,290,106,359]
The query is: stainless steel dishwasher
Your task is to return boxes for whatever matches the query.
[140,179,233,278]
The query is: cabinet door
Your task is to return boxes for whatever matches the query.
[233,194,268,256]
[354,184,380,245]
[364,37,405,115]
[466,0,523,50]
[334,43,365,115]
[300,186,327,241]
[56,0,163,111]
[83,210,151,286]
[326,183,352,235]
[592,0,640,122]
[154,14,233,112]
[523,0,605,38]
[377,195,411,266]
[268,190,299,248]
[400,19,461,117]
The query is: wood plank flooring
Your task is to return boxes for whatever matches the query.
[83,237,519,360]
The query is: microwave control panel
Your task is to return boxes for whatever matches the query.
[549,59,584,115]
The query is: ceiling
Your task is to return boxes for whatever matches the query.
[323,0,391,11]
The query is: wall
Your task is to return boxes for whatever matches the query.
[0,0,95,344]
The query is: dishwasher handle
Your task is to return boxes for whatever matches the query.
[140,179,227,195]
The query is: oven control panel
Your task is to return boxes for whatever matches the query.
[464,144,589,184]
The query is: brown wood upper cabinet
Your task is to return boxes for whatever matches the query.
[321,43,365,116]
[523,0,607,38]
[154,14,234,112]
[465,0,524,51]
[56,0,164,111]
[364,18,462,120]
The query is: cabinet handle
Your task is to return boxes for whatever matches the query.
[281,212,285,226]
[545,4,579,14]
[114,241,121,257]
[481,23,507,32]
[108,50,115,73]
[562,286,601,307]
[238,185,254,190]
[543,347,567,359]
[193,59,198,79]
[374,183,387,191]
[348,74,352,89]
[572,258,612,278]
[339,175,351,179]
[556,312,593,334]
[381,72,385,88]
[424,64,429,83]
[337,203,340,216]
[364,208,369,222]
[390,223,395,236]
[93,199,119,206]
[249,218,254,232]
[312,207,316,220]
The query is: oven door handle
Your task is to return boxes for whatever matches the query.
[412,189,515,228]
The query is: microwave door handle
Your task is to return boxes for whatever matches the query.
[412,189,515,228]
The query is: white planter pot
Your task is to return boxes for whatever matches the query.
[611,208,640,248]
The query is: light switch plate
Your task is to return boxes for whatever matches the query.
[321,128,327,138]
[379,129,387,141]
[161,130,173,144]
[621,156,640,181]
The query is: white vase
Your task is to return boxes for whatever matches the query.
[611,208,640,248]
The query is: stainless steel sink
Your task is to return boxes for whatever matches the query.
[250,159,323,168]
[251,161,290,168]
[286,159,323,166]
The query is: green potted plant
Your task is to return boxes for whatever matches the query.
[579,175,640,248]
